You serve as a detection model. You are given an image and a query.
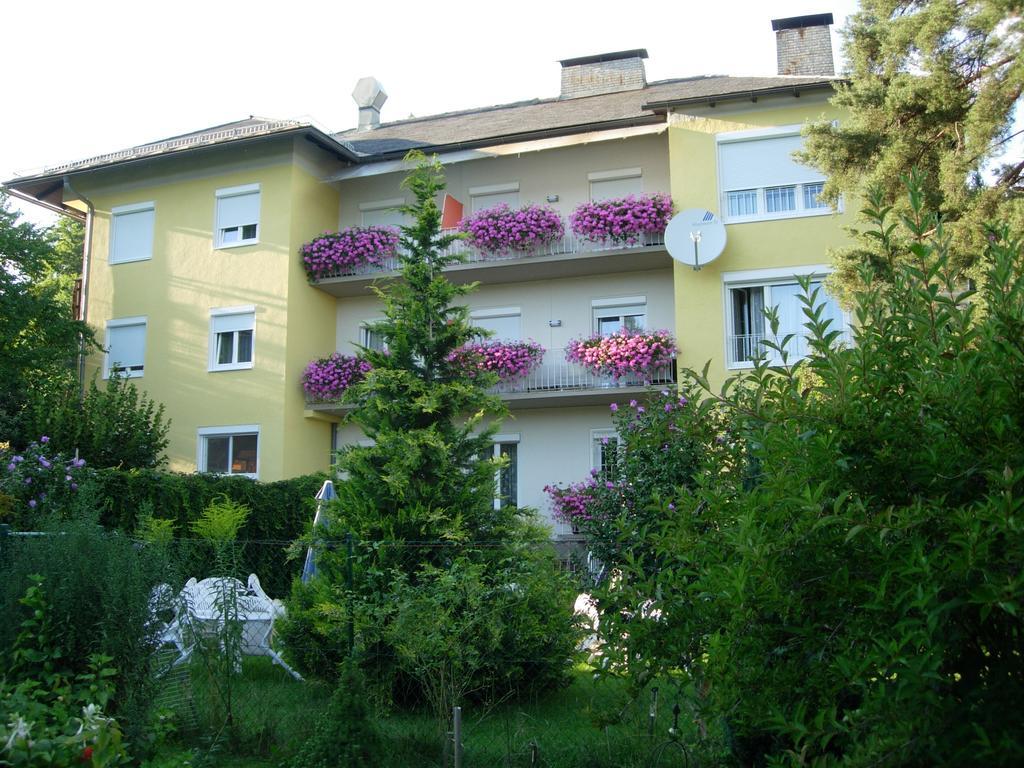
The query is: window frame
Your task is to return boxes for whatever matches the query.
[588,167,643,201]
[109,201,155,265]
[471,306,522,342]
[488,433,520,511]
[104,316,147,379]
[468,182,520,213]
[214,183,261,249]
[358,320,388,352]
[592,295,647,335]
[722,264,847,370]
[717,125,837,224]
[208,306,255,372]
[196,425,260,479]
[591,428,620,482]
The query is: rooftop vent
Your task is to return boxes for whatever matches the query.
[352,77,387,131]
[559,49,648,100]
[771,13,835,76]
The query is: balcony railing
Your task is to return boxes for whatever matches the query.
[304,347,676,409]
[490,347,675,396]
[727,330,853,366]
[312,230,667,281]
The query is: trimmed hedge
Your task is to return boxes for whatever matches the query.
[83,469,325,595]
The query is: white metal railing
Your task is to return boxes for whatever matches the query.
[727,330,852,366]
[488,347,675,395]
[314,230,667,280]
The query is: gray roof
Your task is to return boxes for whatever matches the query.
[5,74,837,192]
[333,75,837,158]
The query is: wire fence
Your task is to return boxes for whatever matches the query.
[0,526,704,767]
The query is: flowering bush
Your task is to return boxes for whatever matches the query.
[459,203,564,254]
[447,340,545,381]
[569,193,673,245]
[0,437,87,524]
[566,329,676,379]
[302,353,372,402]
[300,226,400,280]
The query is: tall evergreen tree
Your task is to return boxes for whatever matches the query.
[802,0,1023,299]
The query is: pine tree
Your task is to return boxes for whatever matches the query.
[802,0,1023,300]
[334,151,509,541]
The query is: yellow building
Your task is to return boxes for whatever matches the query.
[5,13,852,533]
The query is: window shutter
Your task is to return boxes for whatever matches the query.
[109,323,146,369]
[111,206,155,263]
[212,312,253,334]
[590,176,643,201]
[361,207,405,228]
[719,134,823,191]
[217,191,260,229]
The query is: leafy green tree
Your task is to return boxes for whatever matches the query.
[22,373,170,469]
[802,0,1024,300]
[595,176,1024,765]
[0,193,94,441]
[281,153,577,707]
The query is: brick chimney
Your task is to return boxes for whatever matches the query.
[771,13,835,76]
[559,49,648,100]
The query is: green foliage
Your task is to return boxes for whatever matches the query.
[0,436,90,524]
[0,523,173,754]
[802,1,1024,301]
[288,661,382,768]
[0,193,96,443]
[0,576,131,766]
[191,496,250,544]
[596,176,1024,765]
[22,373,171,470]
[283,153,577,706]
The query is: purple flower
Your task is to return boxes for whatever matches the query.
[459,203,564,254]
[570,193,673,246]
[300,226,400,280]
[38,456,51,469]
[28,499,36,508]
[6,463,14,472]
[610,403,619,412]
[668,503,675,511]
[637,406,645,414]
[71,483,79,491]
[40,436,49,444]
[629,400,638,408]
[302,353,372,401]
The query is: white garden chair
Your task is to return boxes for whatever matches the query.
[151,574,301,680]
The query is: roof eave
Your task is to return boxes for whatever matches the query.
[642,80,842,112]
[3,126,359,192]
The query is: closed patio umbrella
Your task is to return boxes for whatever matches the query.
[301,479,335,583]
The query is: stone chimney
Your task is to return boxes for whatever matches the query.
[559,49,648,100]
[771,13,835,76]
[352,77,387,131]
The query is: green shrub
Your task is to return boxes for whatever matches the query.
[1,575,134,766]
[0,522,175,753]
[595,176,1024,765]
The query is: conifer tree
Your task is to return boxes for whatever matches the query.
[801,0,1023,300]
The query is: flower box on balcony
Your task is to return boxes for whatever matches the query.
[302,353,372,402]
[458,203,564,255]
[447,340,545,381]
[565,329,677,379]
[569,193,673,246]
[301,226,400,280]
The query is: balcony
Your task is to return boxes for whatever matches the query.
[304,347,676,417]
[310,231,670,297]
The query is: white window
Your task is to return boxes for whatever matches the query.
[718,126,832,222]
[104,317,147,378]
[109,202,155,264]
[469,183,520,213]
[471,307,522,342]
[485,434,520,510]
[215,184,260,248]
[209,307,255,371]
[723,266,847,368]
[589,168,643,201]
[359,198,406,228]
[592,296,646,335]
[197,426,259,478]
[591,429,619,482]
[359,323,387,352]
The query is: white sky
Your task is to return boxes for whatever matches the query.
[4,0,861,226]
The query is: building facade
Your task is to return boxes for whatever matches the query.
[5,13,854,535]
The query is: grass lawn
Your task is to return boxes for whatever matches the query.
[145,659,704,767]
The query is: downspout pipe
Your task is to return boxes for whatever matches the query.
[63,176,94,402]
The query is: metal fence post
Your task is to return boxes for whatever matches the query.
[452,705,463,768]
[345,532,354,658]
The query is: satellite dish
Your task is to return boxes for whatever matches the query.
[665,208,727,271]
